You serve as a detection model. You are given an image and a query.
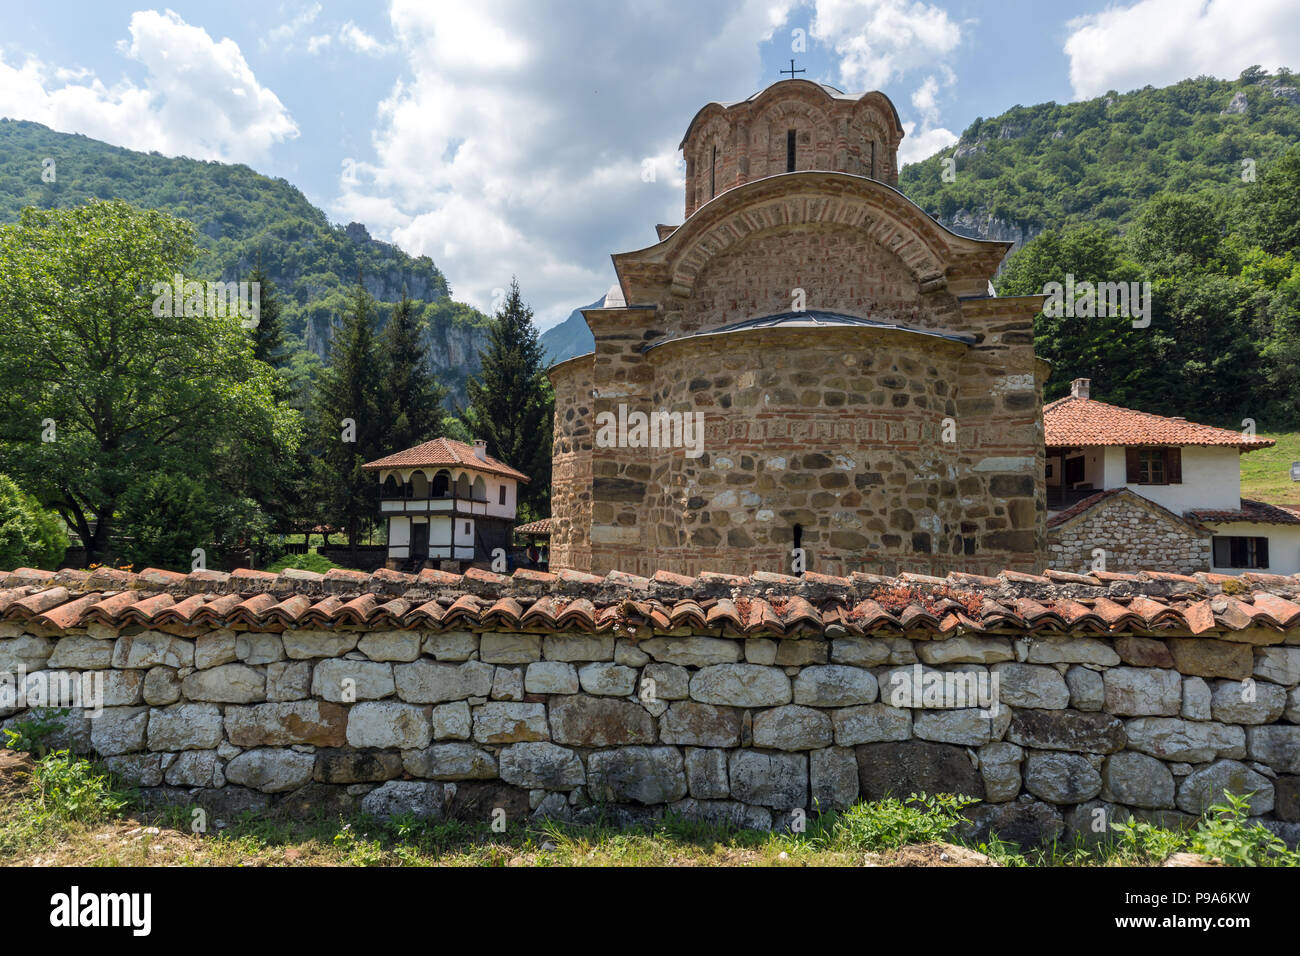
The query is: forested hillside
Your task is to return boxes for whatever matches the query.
[0,119,492,406]
[900,68,1300,247]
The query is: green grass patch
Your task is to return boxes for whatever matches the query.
[1240,431,1300,506]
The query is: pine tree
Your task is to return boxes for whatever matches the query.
[309,275,383,551]
[463,277,552,515]
[377,291,448,451]
[248,259,287,369]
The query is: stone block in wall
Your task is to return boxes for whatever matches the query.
[689,663,791,707]
[0,707,91,754]
[1247,726,1300,773]
[525,662,579,695]
[659,701,741,747]
[1063,801,1132,845]
[430,701,471,740]
[752,705,833,751]
[1115,637,1175,668]
[498,741,585,790]
[542,634,614,662]
[684,747,729,799]
[913,708,1008,747]
[1165,639,1253,680]
[1275,775,1300,821]
[347,702,433,750]
[393,659,493,704]
[578,663,638,696]
[143,667,181,706]
[47,636,112,669]
[282,629,360,660]
[313,748,404,784]
[830,637,891,667]
[1005,709,1125,754]
[1290,687,1300,723]
[855,740,984,801]
[356,630,421,662]
[1023,637,1120,667]
[993,663,1069,709]
[90,706,148,756]
[774,641,828,667]
[266,661,311,701]
[225,701,347,747]
[147,703,223,751]
[640,636,741,667]
[1254,647,1300,686]
[962,800,1063,849]
[916,636,1014,665]
[831,703,912,746]
[479,633,541,664]
[1123,717,1246,762]
[729,750,808,809]
[588,747,687,805]
[1181,677,1212,720]
[1176,760,1274,815]
[235,633,284,666]
[1024,752,1102,804]
[0,635,53,671]
[360,780,448,821]
[311,659,395,701]
[422,630,478,661]
[669,798,771,831]
[1210,680,1286,724]
[550,695,654,746]
[194,630,238,669]
[224,748,315,793]
[492,666,524,701]
[1065,666,1104,711]
[111,631,193,669]
[101,670,145,706]
[614,639,650,667]
[1102,667,1182,717]
[1102,752,1175,810]
[166,749,218,788]
[181,663,266,703]
[792,665,877,707]
[744,639,777,665]
[641,662,688,701]
[810,746,858,810]
[472,701,550,744]
[104,753,164,787]
[978,742,1023,803]
[404,742,498,781]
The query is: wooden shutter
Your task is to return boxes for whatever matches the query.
[1166,447,1182,484]
[1257,536,1270,569]
[1125,447,1140,483]
[1213,537,1231,567]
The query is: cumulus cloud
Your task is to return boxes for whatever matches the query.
[338,22,395,57]
[809,0,962,91]
[1063,0,1300,99]
[0,9,297,163]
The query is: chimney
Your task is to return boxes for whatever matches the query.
[472,439,488,462]
[1070,378,1091,399]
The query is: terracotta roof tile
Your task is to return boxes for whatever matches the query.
[515,518,552,535]
[1045,395,1275,450]
[362,436,529,481]
[1188,499,1300,525]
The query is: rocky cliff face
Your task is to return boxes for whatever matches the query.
[939,209,1044,262]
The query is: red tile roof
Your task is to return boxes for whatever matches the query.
[362,437,530,481]
[5,563,1300,638]
[1188,498,1300,526]
[1047,487,1208,532]
[1044,396,1274,450]
[515,518,552,535]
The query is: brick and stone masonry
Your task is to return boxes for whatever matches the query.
[5,564,1300,846]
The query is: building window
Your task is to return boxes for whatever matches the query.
[710,145,717,198]
[498,485,507,505]
[1213,536,1269,569]
[786,129,796,172]
[1125,447,1182,485]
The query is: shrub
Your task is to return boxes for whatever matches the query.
[0,473,68,569]
[830,792,979,851]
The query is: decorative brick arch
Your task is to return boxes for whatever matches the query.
[664,175,952,297]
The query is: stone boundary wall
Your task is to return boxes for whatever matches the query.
[4,617,1300,845]
[1048,491,1211,576]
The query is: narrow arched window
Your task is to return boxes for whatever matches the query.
[786,129,796,172]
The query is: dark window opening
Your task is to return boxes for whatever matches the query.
[869,140,877,178]
[1125,447,1182,485]
[431,471,450,497]
[1213,535,1269,569]
[710,145,717,198]
[786,129,796,172]
[498,485,507,505]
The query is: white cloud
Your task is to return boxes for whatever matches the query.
[264,2,322,51]
[809,0,962,91]
[1063,0,1300,99]
[0,9,297,163]
[338,22,394,57]
[899,121,957,164]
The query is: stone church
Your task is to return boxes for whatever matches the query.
[549,78,1048,578]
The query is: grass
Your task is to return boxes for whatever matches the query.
[1240,431,1300,506]
[1,744,1297,867]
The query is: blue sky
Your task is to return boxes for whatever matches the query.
[1,0,1296,327]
